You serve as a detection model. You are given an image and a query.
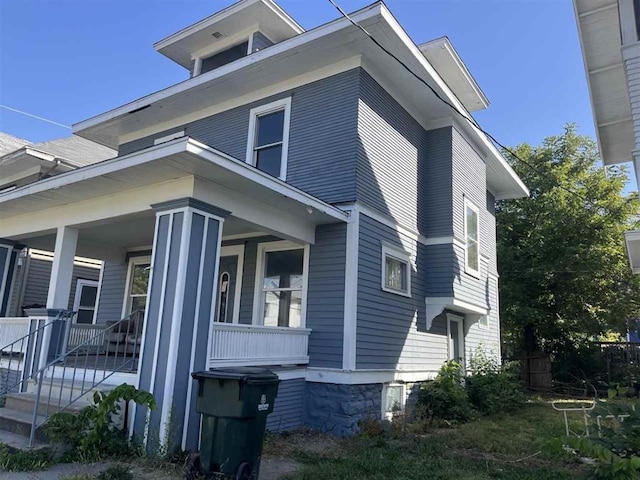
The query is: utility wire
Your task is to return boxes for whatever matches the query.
[0,104,71,129]
[326,0,621,207]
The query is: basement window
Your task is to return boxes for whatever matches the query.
[382,383,406,420]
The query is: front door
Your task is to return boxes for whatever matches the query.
[215,251,241,323]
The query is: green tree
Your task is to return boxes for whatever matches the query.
[497,125,640,356]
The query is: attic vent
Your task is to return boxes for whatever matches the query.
[211,32,223,39]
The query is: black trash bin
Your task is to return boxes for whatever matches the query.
[190,367,280,479]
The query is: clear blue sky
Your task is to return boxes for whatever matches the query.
[0,0,594,153]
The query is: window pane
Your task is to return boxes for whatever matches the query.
[131,264,150,295]
[385,256,407,291]
[131,296,147,313]
[256,110,284,147]
[255,145,282,177]
[466,206,478,241]
[467,240,479,271]
[79,285,97,308]
[263,290,302,328]
[385,386,403,413]
[76,309,94,325]
[449,320,461,360]
[264,249,303,289]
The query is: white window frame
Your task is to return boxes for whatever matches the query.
[252,240,309,328]
[72,279,99,324]
[245,97,292,181]
[464,197,481,278]
[121,255,152,318]
[381,383,406,420]
[446,313,465,366]
[381,244,412,297]
[216,245,245,324]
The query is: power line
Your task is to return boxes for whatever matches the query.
[0,104,71,129]
[326,0,618,207]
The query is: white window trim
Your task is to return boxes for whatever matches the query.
[381,244,412,297]
[121,255,152,318]
[73,279,99,324]
[382,383,406,420]
[463,197,481,278]
[245,97,292,181]
[252,240,309,328]
[218,245,245,324]
[446,313,465,366]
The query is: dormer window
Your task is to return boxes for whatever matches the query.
[200,40,249,75]
[245,98,291,180]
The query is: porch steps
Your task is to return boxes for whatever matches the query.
[0,406,47,441]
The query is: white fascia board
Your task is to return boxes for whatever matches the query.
[153,0,304,53]
[72,4,380,136]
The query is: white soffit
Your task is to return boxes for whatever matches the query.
[154,0,304,69]
[418,37,489,112]
[574,0,634,165]
[625,230,640,273]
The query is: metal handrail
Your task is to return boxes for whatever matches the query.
[0,309,144,447]
[26,309,144,446]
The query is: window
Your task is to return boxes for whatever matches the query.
[464,198,480,277]
[73,279,99,324]
[246,98,291,180]
[447,314,465,365]
[200,41,249,74]
[381,244,411,296]
[382,384,406,420]
[123,256,151,317]
[254,241,308,328]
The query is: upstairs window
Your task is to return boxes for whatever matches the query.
[200,41,249,74]
[246,98,291,180]
[464,198,480,277]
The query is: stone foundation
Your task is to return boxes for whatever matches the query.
[304,382,382,436]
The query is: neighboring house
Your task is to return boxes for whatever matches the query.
[0,0,528,449]
[0,135,115,319]
[573,0,640,268]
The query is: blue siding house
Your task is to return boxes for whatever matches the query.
[0,0,527,449]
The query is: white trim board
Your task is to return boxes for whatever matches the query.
[342,206,359,371]
[306,367,438,385]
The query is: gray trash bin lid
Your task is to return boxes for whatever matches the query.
[192,367,279,384]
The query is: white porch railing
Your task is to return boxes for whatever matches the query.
[209,323,311,368]
[0,318,30,353]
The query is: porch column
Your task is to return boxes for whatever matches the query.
[134,198,229,453]
[39,226,78,369]
[0,241,20,317]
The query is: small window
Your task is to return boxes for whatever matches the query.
[200,41,249,74]
[464,198,480,277]
[381,245,411,296]
[73,279,99,324]
[123,256,151,317]
[447,314,465,365]
[246,98,291,180]
[382,384,406,420]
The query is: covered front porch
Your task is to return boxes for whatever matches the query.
[0,137,349,449]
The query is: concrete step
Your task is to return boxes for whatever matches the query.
[0,407,47,442]
[5,392,91,416]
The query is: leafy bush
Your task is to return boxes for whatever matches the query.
[418,361,475,424]
[44,383,156,461]
[466,348,526,415]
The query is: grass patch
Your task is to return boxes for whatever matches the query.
[0,442,55,471]
[275,402,586,480]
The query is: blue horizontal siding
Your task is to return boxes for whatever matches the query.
[267,377,305,432]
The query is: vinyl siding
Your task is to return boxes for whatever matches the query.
[266,377,305,432]
[118,69,360,205]
[356,214,448,371]
[95,261,128,324]
[464,275,501,361]
[356,70,426,232]
[306,224,346,368]
[17,253,100,313]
